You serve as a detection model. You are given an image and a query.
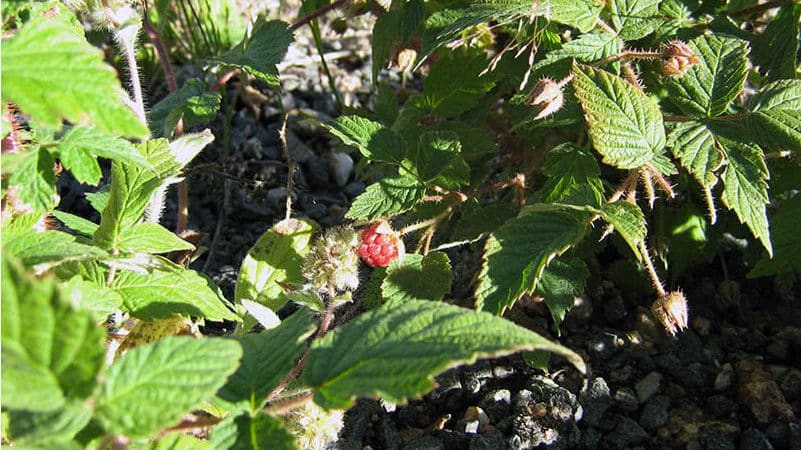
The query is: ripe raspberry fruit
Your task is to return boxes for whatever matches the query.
[358,220,404,267]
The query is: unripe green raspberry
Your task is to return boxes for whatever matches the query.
[302,226,360,292]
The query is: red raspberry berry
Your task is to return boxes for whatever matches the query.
[358,220,404,267]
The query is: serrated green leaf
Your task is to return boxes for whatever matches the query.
[112,264,239,322]
[217,309,316,411]
[0,18,147,137]
[50,211,98,237]
[147,79,221,138]
[751,3,801,81]
[532,32,624,72]
[536,257,588,335]
[718,137,772,256]
[667,121,723,187]
[211,412,299,450]
[665,34,749,117]
[751,195,801,277]
[747,79,801,151]
[86,185,110,213]
[8,147,57,213]
[375,84,399,125]
[304,299,584,409]
[600,201,647,261]
[421,51,496,116]
[415,131,461,181]
[346,176,426,220]
[7,400,92,445]
[211,20,293,86]
[535,0,605,32]
[59,126,149,179]
[95,336,242,438]
[2,230,107,269]
[61,276,123,322]
[541,143,604,207]
[281,288,325,313]
[235,218,316,327]
[474,204,589,315]
[451,201,519,244]
[607,0,661,40]
[1,256,105,411]
[572,63,666,169]
[382,253,452,302]
[321,116,406,164]
[93,139,179,250]
[142,434,212,450]
[117,222,195,254]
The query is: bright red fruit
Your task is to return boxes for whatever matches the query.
[358,221,404,267]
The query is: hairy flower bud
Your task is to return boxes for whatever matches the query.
[651,290,689,336]
[661,40,700,77]
[396,48,418,74]
[527,77,564,120]
[303,226,360,293]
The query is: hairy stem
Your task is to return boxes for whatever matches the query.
[640,241,667,298]
[115,24,147,128]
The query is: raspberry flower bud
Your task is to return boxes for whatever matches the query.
[651,290,689,336]
[661,40,700,77]
[527,77,565,120]
[303,226,360,292]
[358,220,404,268]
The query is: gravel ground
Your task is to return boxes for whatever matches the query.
[55,7,801,449]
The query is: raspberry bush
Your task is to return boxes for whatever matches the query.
[2,0,799,448]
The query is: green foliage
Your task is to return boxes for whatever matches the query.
[148,79,222,138]
[211,19,294,86]
[303,299,586,410]
[1,17,147,137]
[211,412,299,450]
[345,176,426,220]
[382,252,453,302]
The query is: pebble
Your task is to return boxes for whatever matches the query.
[401,435,445,450]
[635,371,662,403]
[478,389,511,424]
[603,295,627,324]
[586,332,626,361]
[469,431,506,450]
[343,181,366,199]
[739,428,774,450]
[304,154,330,189]
[639,395,670,430]
[606,416,648,448]
[737,359,795,423]
[285,129,314,163]
[242,137,263,159]
[789,422,801,450]
[715,364,735,392]
[326,151,354,187]
[266,187,289,208]
[701,433,735,450]
[614,388,639,412]
[579,377,612,427]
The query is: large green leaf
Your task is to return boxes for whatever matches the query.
[532,32,624,72]
[210,20,293,86]
[747,79,801,151]
[0,18,147,137]
[303,299,585,410]
[606,0,661,40]
[8,147,57,213]
[664,34,749,117]
[320,116,406,164]
[346,176,426,220]
[211,412,299,450]
[751,195,801,277]
[536,257,588,335]
[112,263,240,322]
[1,256,105,412]
[415,131,461,182]
[235,218,316,322]
[117,222,195,254]
[2,229,107,269]
[58,126,150,186]
[718,137,772,256]
[667,121,723,187]
[95,336,242,438]
[420,51,496,116]
[541,143,604,207]
[572,63,666,169]
[474,204,589,315]
[216,309,316,411]
[61,276,123,322]
[600,201,647,261]
[6,400,92,446]
[148,79,221,138]
[381,252,452,302]
[371,0,425,80]
[535,0,605,32]
[751,2,801,81]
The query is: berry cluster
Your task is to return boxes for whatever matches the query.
[358,221,403,267]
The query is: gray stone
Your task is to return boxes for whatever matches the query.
[715,363,734,392]
[701,433,735,450]
[635,371,662,403]
[789,422,801,450]
[326,151,354,187]
[469,432,506,450]
[639,395,669,430]
[302,202,327,220]
[606,416,648,448]
[478,389,512,424]
[343,181,366,199]
[402,435,445,450]
[603,295,627,324]
[586,332,625,361]
[579,427,602,449]
[739,428,774,450]
[614,388,639,413]
[266,187,289,208]
[381,416,401,450]
[285,129,314,163]
[579,377,613,427]
[242,137,263,159]
[304,154,330,189]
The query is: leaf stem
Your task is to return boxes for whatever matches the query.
[264,391,315,416]
[290,0,349,31]
[143,5,177,93]
[729,0,789,19]
[640,240,667,298]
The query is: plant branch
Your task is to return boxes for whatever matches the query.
[640,240,667,298]
[264,391,314,416]
[290,0,349,31]
[142,5,177,93]
[729,0,789,19]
